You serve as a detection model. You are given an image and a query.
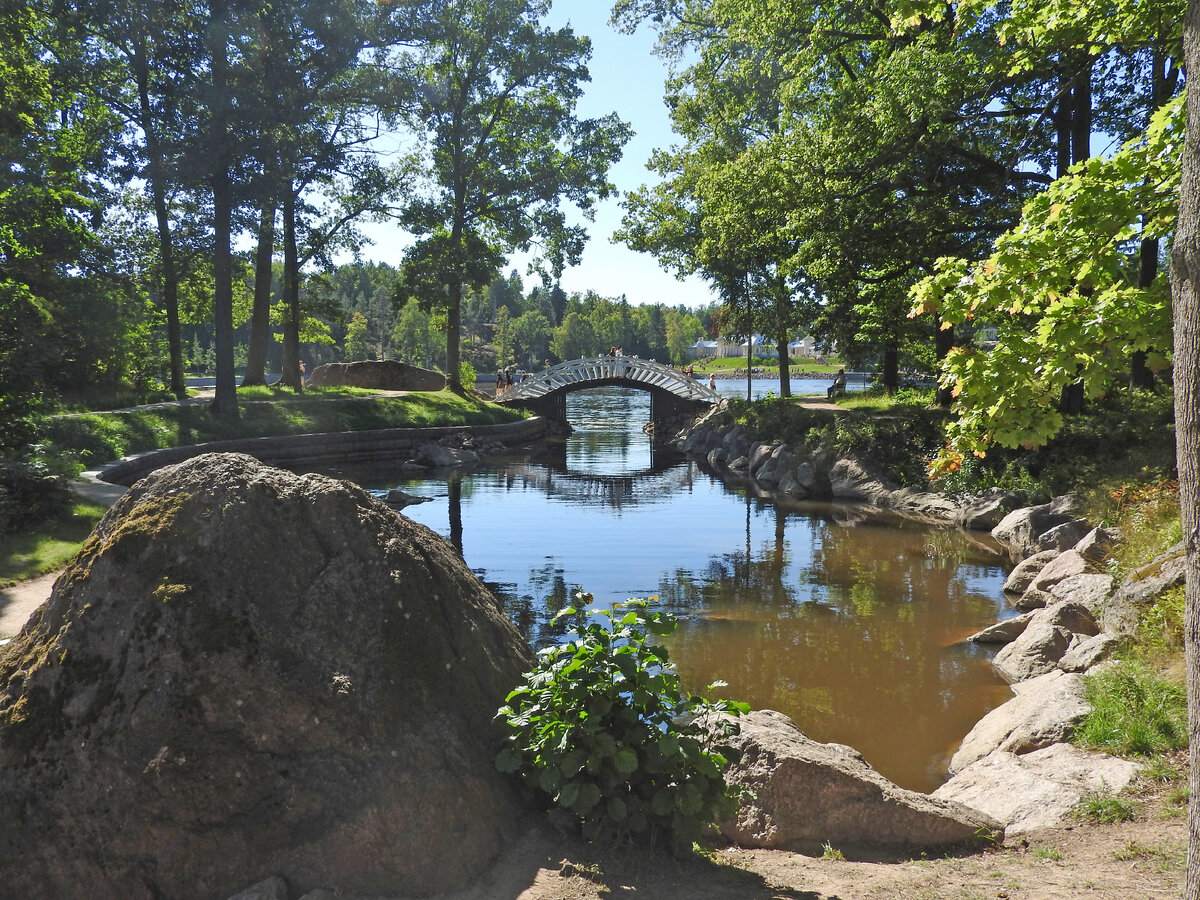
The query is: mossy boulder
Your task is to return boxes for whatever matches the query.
[308,359,445,391]
[0,453,535,899]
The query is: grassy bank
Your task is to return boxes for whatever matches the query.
[45,387,526,473]
[0,386,524,584]
[0,499,107,585]
[724,388,1175,503]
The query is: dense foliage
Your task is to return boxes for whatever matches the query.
[726,389,1176,501]
[496,597,748,850]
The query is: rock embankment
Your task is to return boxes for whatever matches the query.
[933,499,1182,833]
[0,453,536,900]
[671,404,1026,530]
[714,710,1002,856]
[673,408,1180,837]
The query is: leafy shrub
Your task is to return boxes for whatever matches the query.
[0,456,72,536]
[1073,660,1186,756]
[1138,585,1185,652]
[495,596,748,851]
[459,359,477,390]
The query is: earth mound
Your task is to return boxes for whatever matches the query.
[0,453,535,899]
[308,359,445,391]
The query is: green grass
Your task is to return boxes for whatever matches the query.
[690,356,845,375]
[1070,793,1137,824]
[1031,847,1063,862]
[44,389,525,471]
[1073,659,1187,757]
[0,500,106,585]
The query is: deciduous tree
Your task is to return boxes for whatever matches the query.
[401,0,630,390]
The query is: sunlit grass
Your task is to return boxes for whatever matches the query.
[1073,659,1186,757]
[44,390,526,470]
[0,500,106,585]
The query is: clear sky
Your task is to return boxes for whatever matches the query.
[355,1,717,310]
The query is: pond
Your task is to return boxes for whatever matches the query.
[308,387,1014,793]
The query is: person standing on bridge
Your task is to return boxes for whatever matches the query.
[709,373,716,390]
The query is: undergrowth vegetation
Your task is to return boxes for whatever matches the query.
[727,388,1175,501]
[496,597,747,852]
[39,389,524,475]
[1074,660,1187,757]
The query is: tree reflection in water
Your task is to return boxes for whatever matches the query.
[303,387,1013,792]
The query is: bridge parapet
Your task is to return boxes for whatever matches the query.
[495,356,719,404]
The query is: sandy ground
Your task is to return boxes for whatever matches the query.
[0,570,57,640]
[443,790,1186,900]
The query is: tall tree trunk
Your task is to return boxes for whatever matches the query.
[882,344,899,393]
[775,328,790,398]
[1132,51,1175,391]
[243,198,276,387]
[1171,4,1200,895]
[1132,232,1159,389]
[132,36,186,400]
[744,286,753,402]
[208,0,237,417]
[772,272,791,398]
[281,188,302,393]
[447,278,463,391]
[1058,53,1092,416]
[935,323,955,407]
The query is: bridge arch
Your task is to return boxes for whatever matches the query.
[494,356,719,430]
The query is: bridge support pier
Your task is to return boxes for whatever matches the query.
[513,394,568,431]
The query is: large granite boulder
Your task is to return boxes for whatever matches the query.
[0,453,535,900]
[991,495,1087,558]
[1046,573,1114,613]
[949,671,1090,773]
[954,489,1029,531]
[1102,540,1187,634]
[933,744,1141,834]
[308,359,445,391]
[717,710,1002,854]
[991,602,1100,682]
[991,624,1073,682]
[1002,550,1059,595]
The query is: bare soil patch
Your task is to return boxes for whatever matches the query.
[436,788,1184,900]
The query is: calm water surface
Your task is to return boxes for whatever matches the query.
[315,387,1013,792]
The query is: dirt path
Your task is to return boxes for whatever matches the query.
[443,789,1183,900]
[0,570,56,640]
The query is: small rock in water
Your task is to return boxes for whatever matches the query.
[383,488,434,508]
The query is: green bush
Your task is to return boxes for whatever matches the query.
[459,359,477,389]
[0,456,72,536]
[495,596,748,851]
[1073,660,1186,756]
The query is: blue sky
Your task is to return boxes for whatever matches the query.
[357,1,716,309]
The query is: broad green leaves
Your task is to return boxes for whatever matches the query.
[495,594,748,849]
[912,96,1181,468]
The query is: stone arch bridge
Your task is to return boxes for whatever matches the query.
[495,356,719,429]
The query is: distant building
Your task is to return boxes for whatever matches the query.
[789,337,818,358]
[688,339,720,359]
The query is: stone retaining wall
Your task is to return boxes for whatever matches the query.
[85,417,547,487]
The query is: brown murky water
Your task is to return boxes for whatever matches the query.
[324,387,1015,793]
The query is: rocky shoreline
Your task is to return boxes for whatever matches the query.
[666,404,1184,836]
